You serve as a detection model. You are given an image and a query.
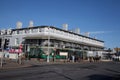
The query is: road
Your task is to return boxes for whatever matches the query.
[0,62,120,80]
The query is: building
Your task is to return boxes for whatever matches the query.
[114,48,120,53]
[0,26,104,61]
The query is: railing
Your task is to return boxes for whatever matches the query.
[11,27,104,47]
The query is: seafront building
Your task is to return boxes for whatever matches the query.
[0,23,104,61]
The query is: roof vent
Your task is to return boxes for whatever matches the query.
[28,20,34,27]
[84,32,90,37]
[62,24,68,30]
[75,28,80,34]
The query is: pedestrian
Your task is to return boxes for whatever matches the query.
[89,56,92,62]
[72,55,75,62]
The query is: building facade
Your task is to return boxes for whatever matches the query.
[0,26,104,60]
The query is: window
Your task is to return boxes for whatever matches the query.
[24,30,27,33]
[26,30,29,33]
[17,30,19,34]
[39,28,44,32]
[12,31,16,35]
[31,29,38,33]
[15,38,19,45]
[31,29,33,33]
[27,29,31,33]
[39,28,41,32]
[19,30,23,34]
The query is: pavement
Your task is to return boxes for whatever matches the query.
[0,60,76,70]
[0,59,32,70]
[0,58,114,70]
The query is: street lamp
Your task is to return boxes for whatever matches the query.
[47,27,50,62]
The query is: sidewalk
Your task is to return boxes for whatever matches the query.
[0,59,84,70]
[0,59,114,70]
[0,60,32,70]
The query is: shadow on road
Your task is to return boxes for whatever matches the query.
[79,65,97,70]
[105,68,120,73]
[53,71,73,80]
[87,74,120,80]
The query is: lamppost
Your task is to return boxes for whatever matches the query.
[47,27,50,62]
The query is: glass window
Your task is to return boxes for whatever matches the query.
[28,29,31,33]
[24,30,29,34]
[15,38,19,45]
[41,28,45,32]
[24,30,27,33]
[12,31,15,35]
[31,29,38,33]
[17,30,19,34]
[19,30,23,34]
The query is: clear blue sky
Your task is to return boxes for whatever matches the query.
[0,0,120,49]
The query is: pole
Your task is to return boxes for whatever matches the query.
[0,58,2,67]
[27,44,30,60]
[1,53,3,67]
[1,36,5,67]
[47,27,50,62]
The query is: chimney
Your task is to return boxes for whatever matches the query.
[28,20,34,27]
[62,24,68,30]
[75,28,80,34]
[16,21,22,29]
[84,32,90,37]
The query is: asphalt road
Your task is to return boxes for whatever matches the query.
[0,62,120,80]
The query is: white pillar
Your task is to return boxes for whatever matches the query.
[47,27,50,62]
